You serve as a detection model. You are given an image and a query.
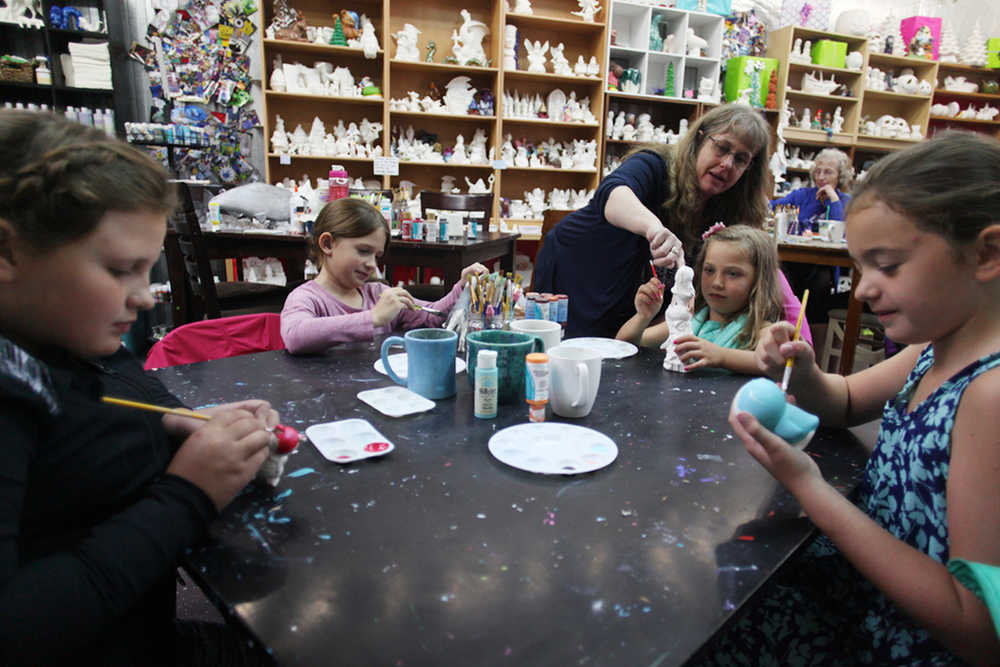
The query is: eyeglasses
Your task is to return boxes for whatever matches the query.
[705,135,754,170]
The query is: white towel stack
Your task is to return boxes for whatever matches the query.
[62,41,112,89]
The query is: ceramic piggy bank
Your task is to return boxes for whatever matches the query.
[730,378,819,448]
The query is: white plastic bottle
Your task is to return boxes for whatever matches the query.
[474,350,498,419]
[64,106,77,123]
[103,107,115,136]
[77,106,92,126]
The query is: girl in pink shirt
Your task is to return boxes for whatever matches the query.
[281,198,486,353]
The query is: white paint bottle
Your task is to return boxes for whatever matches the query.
[474,350,498,419]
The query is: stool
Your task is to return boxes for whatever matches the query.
[819,308,885,374]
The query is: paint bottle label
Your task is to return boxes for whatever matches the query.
[525,352,549,422]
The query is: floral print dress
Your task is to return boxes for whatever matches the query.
[701,345,1000,666]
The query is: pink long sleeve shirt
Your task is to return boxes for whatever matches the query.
[280,281,464,354]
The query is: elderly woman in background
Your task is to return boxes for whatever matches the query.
[771,147,854,344]
[770,147,853,228]
[534,103,810,342]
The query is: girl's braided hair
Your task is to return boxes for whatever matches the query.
[0,110,176,251]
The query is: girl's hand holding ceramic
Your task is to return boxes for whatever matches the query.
[672,334,722,371]
[372,287,417,326]
[167,408,274,511]
[460,262,489,282]
[755,321,816,380]
[634,277,664,319]
[729,410,822,495]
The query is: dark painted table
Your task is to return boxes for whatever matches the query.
[155,342,872,666]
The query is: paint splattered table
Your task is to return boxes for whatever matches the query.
[154,342,874,666]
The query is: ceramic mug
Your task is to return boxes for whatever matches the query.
[380,328,458,399]
[548,344,602,418]
[509,318,562,351]
[466,330,544,404]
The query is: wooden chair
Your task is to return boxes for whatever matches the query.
[167,181,294,324]
[530,208,574,291]
[418,191,494,235]
[405,191,495,300]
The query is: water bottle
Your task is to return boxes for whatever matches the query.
[328,165,350,201]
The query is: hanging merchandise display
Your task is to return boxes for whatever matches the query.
[128,0,261,184]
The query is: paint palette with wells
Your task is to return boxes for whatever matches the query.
[488,423,618,475]
[357,386,435,417]
[306,419,395,464]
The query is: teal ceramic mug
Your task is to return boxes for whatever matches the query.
[380,328,458,399]
[466,330,544,404]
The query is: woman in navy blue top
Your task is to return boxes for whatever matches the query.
[534,104,773,338]
[770,147,852,226]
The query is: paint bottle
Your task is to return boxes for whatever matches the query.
[474,350,498,419]
[328,165,350,200]
[524,352,549,422]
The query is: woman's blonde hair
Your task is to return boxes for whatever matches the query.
[638,104,772,255]
[692,224,783,350]
[810,148,852,191]
[309,197,389,264]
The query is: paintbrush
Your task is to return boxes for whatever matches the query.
[101,396,301,453]
[780,289,809,393]
[412,305,445,316]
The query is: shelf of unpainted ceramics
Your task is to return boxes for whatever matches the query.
[265,90,384,105]
[391,110,496,122]
[505,11,606,34]
[263,39,382,57]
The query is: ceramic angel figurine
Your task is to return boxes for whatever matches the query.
[524,39,549,72]
[570,0,601,22]
[662,264,695,372]
[550,43,572,76]
[393,23,421,61]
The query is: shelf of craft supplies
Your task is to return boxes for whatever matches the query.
[502,165,598,173]
[853,135,923,150]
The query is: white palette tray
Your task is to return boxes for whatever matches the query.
[488,423,618,475]
[305,419,395,463]
[373,353,467,379]
[556,337,638,359]
[357,386,435,417]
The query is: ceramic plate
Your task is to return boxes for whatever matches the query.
[357,386,436,417]
[306,419,395,463]
[373,353,467,379]
[556,337,638,359]
[488,423,618,475]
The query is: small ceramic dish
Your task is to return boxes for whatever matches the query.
[556,337,638,359]
[357,386,436,417]
[305,418,395,463]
